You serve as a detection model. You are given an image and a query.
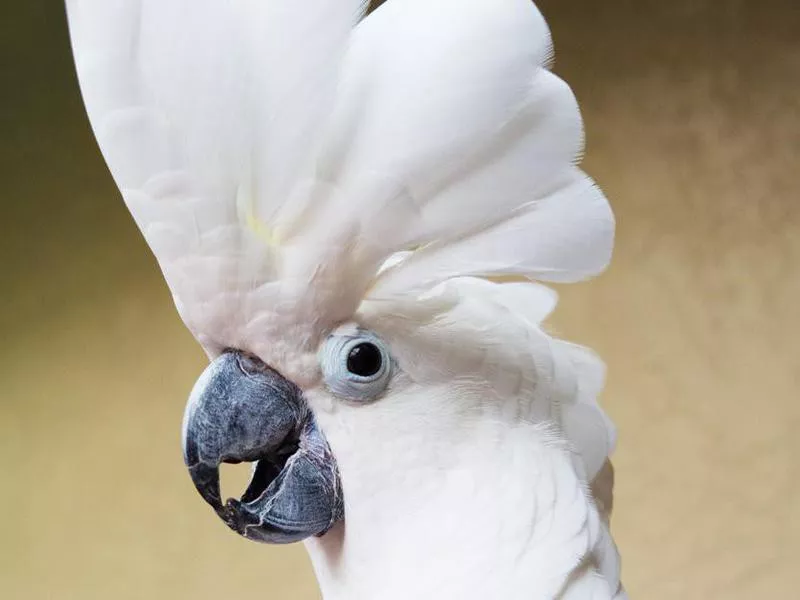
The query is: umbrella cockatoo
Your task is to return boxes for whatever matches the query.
[66,0,624,598]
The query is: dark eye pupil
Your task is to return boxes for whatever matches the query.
[346,342,383,377]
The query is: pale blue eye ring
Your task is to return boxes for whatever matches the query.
[319,331,393,402]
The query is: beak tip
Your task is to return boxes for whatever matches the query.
[187,462,223,511]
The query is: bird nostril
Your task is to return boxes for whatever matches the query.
[235,351,269,376]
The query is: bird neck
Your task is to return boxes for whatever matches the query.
[304,424,599,600]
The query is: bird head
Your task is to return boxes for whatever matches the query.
[67,0,618,591]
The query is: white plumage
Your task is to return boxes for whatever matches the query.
[67,1,624,598]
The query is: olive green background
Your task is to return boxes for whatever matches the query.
[2,1,798,598]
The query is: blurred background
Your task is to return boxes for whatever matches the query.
[2,0,798,598]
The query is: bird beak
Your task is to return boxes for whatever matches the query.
[181,350,343,543]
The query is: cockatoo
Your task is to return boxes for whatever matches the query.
[66,0,624,598]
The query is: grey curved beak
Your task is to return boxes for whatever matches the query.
[182,350,343,543]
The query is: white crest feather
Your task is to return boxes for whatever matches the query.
[66,0,369,360]
[67,0,613,357]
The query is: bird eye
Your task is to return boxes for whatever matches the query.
[346,342,383,377]
[319,330,393,402]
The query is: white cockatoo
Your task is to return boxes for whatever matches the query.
[66,0,624,598]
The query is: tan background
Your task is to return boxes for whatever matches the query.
[2,0,798,598]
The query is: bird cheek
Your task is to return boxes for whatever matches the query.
[303,387,340,416]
